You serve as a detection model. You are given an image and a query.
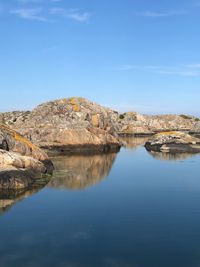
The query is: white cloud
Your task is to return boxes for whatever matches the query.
[17,0,44,4]
[49,8,91,22]
[136,10,186,18]
[10,7,47,21]
[115,64,200,77]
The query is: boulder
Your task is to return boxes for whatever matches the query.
[0,150,52,190]
[0,124,54,172]
[0,124,54,190]
[145,131,200,153]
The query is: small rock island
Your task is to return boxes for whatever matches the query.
[145,131,200,153]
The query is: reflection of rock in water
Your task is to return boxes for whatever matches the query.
[148,150,195,161]
[0,175,51,215]
[49,153,117,190]
[0,188,41,215]
[120,137,150,149]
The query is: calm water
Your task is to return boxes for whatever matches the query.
[1,138,200,267]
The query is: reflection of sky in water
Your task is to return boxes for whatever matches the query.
[0,140,200,267]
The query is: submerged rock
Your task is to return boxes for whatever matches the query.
[145,132,200,153]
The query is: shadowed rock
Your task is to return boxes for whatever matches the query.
[48,152,117,190]
[145,131,200,154]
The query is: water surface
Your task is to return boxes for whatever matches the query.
[1,138,200,267]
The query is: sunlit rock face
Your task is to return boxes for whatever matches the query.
[49,153,117,190]
[145,132,200,154]
[117,113,199,136]
[0,98,120,153]
[0,124,53,190]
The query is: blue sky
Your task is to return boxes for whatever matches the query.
[0,0,200,115]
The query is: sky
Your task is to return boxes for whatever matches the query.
[0,0,200,115]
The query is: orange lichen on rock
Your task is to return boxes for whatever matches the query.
[68,98,81,112]
[72,104,81,112]
[155,131,180,136]
[91,114,100,127]
[13,132,38,151]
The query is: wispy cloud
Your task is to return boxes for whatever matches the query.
[136,10,186,18]
[10,7,47,21]
[9,4,91,23]
[116,64,200,77]
[49,8,91,22]
[17,0,44,4]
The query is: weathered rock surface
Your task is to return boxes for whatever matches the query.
[145,132,200,153]
[1,98,200,143]
[1,98,120,153]
[49,152,117,190]
[0,149,52,190]
[191,121,200,134]
[0,124,53,190]
[0,124,49,161]
[117,113,199,136]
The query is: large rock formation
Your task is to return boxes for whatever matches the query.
[1,98,120,153]
[145,132,200,153]
[0,124,53,190]
[1,97,199,143]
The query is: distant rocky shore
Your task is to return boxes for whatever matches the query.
[0,97,200,191]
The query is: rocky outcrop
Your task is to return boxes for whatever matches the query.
[0,149,52,190]
[1,98,199,144]
[1,98,120,153]
[49,152,117,190]
[117,113,199,136]
[0,124,53,190]
[191,121,200,134]
[145,132,200,153]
